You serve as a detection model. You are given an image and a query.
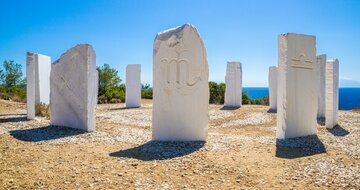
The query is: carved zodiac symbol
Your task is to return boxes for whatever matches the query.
[291,53,313,70]
[160,48,202,92]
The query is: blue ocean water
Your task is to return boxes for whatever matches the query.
[243,87,269,100]
[243,87,360,110]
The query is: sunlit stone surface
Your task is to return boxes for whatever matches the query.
[317,54,327,118]
[224,61,242,107]
[152,24,209,141]
[268,66,278,111]
[126,64,141,108]
[325,59,339,128]
[277,33,318,139]
[50,44,98,132]
[26,52,51,119]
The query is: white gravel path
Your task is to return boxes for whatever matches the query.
[216,112,273,128]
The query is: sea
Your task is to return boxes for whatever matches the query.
[243,87,360,110]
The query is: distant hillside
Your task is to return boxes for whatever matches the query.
[340,79,360,87]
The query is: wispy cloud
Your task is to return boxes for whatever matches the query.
[340,77,353,80]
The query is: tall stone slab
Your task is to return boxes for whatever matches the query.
[317,54,327,118]
[268,66,278,111]
[26,52,51,119]
[126,64,141,108]
[50,44,98,132]
[277,33,318,139]
[325,59,339,128]
[224,62,242,107]
[152,24,209,141]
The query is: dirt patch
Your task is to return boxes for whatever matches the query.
[0,100,359,189]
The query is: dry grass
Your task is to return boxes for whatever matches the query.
[351,108,360,113]
[35,103,50,118]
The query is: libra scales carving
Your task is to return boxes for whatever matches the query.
[291,53,314,70]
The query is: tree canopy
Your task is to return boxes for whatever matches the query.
[0,60,24,87]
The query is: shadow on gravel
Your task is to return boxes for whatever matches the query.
[108,107,139,111]
[327,125,349,137]
[220,106,240,110]
[110,141,205,161]
[0,116,28,123]
[267,109,277,113]
[10,126,86,142]
[0,113,26,116]
[317,117,325,126]
[276,135,326,159]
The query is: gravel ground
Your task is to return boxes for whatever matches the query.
[216,112,273,128]
[0,99,359,189]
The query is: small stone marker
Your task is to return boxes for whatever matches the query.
[224,61,242,107]
[325,59,339,128]
[268,66,278,111]
[50,44,98,131]
[317,54,327,118]
[277,33,317,139]
[126,64,141,108]
[152,24,209,141]
[26,52,51,119]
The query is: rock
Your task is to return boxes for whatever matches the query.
[325,59,339,128]
[50,44,98,131]
[26,52,51,119]
[317,54,326,118]
[152,24,209,141]
[277,33,317,139]
[224,61,242,107]
[268,66,278,111]
[126,64,141,108]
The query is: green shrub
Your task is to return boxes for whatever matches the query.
[0,60,26,102]
[0,60,24,87]
[251,95,269,106]
[242,91,254,105]
[0,86,26,102]
[209,81,225,104]
[209,81,268,105]
[141,89,153,99]
[97,64,125,104]
[118,88,125,102]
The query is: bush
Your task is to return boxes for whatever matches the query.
[242,91,254,105]
[0,86,26,102]
[209,81,225,104]
[141,89,153,99]
[0,60,24,87]
[0,92,11,100]
[98,95,108,104]
[251,95,269,106]
[35,103,50,118]
[209,81,268,106]
[97,64,125,104]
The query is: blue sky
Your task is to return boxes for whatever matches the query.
[0,0,359,87]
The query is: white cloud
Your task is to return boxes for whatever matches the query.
[340,77,353,80]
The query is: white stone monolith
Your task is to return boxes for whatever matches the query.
[277,33,318,139]
[268,66,278,111]
[325,59,339,128]
[224,62,242,107]
[126,64,141,108]
[26,52,51,119]
[50,44,98,132]
[152,24,209,141]
[317,54,326,118]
